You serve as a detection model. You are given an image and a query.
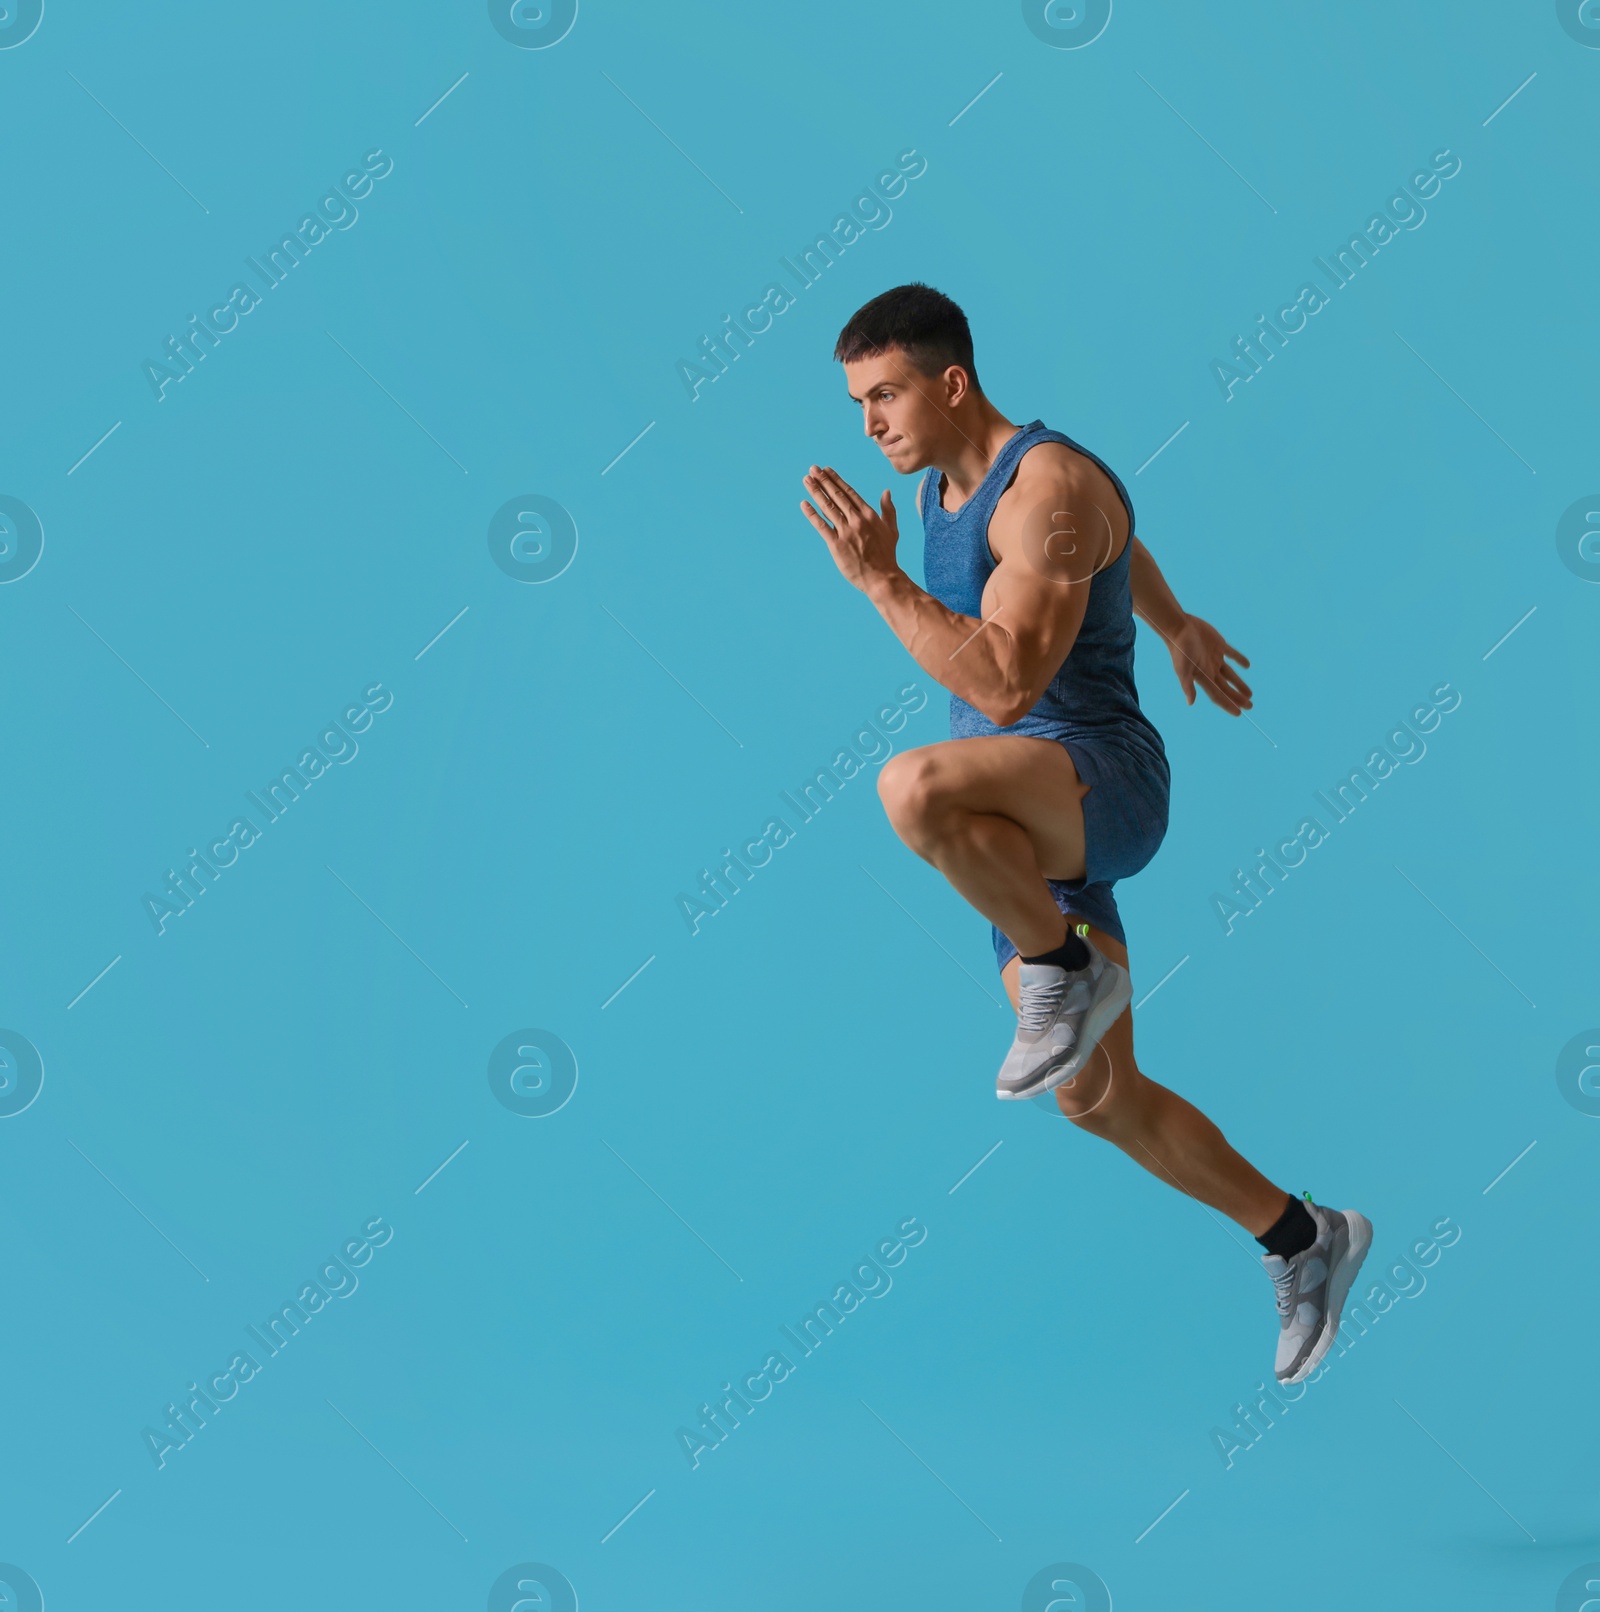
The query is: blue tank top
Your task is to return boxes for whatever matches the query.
[919,420,1166,767]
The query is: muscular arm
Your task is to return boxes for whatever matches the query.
[1129,537,1186,640]
[1128,536,1255,714]
[861,567,1081,727]
[801,454,1108,727]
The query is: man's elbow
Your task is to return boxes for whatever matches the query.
[976,657,1049,725]
[982,692,1034,727]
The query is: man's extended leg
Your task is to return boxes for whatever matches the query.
[1004,932,1373,1384]
[1001,932,1287,1234]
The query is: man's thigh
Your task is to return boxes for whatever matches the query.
[893,735,1089,880]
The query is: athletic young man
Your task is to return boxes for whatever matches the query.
[798,283,1370,1384]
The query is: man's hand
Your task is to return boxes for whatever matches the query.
[1165,613,1253,714]
[800,465,901,593]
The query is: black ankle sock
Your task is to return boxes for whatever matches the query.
[1020,921,1090,973]
[1256,1194,1316,1260]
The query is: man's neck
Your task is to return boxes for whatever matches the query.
[936,401,1022,504]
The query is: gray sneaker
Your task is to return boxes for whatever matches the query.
[995,935,1132,1101]
[1263,1200,1373,1384]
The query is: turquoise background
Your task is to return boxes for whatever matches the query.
[2,1,1598,1607]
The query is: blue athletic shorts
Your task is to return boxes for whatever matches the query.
[991,732,1170,971]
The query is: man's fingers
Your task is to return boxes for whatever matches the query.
[1215,664,1245,694]
[818,465,874,518]
[1223,641,1251,668]
[1200,675,1242,714]
[803,467,841,509]
[802,473,841,516]
[1218,665,1254,705]
[799,499,835,537]
[803,470,848,522]
[1193,662,1243,712]
[820,465,871,514]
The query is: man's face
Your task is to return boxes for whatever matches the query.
[843,348,953,474]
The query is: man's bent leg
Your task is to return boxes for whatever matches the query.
[878,736,1088,957]
[880,737,1135,1099]
[1002,931,1289,1237]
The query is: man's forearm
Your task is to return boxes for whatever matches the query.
[865,568,1026,724]
[1129,538,1187,641]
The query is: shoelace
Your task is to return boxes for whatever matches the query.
[1269,1263,1297,1318]
[1017,974,1070,1034]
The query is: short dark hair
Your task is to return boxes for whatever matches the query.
[833,283,980,391]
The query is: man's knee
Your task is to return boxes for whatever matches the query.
[877,747,949,833]
[1055,1048,1139,1130]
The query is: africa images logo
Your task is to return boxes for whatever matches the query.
[1556,1030,1600,1116]
[487,1029,578,1117]
[487,0,577,49]
[142,1216,394,1469]
[0,1566,43,1612]
[0,1030,45,1119]
[0,495,44,585]
[141,151,395,401]
[1210,682,1461,934]
[1021,0,1112,50]
[1210,150,1462,400]
[487,1562,578,1612]
[676,683,928,935]
[674,152,930,402]
[1021,1561,1113,1612]
[0,0,43,49]
[1556,494,1600,582]
[1557,0,1600,47]
[488,495,578,583]
[141,683,394,936]
[676,1217,928,1469]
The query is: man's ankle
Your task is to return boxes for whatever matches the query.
[1020,921,1090,973]
[1256,1194,1317,1259]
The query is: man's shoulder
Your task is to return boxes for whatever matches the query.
[1011,436,1107,495]
[1005,437,1127,538]
[991,434,1129,573]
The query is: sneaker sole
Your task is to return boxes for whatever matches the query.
[1280,1210,1373,1385]
[995,962,1133,1102]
